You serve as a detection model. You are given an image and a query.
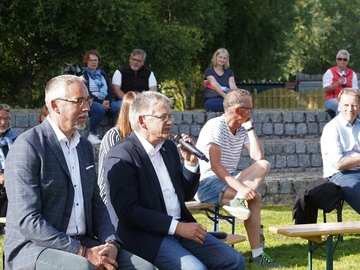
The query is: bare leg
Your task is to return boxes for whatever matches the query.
[221,160,270,250]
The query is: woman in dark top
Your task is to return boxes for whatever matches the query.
[204,48,237,112]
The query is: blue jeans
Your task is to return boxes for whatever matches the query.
[154,233,245,270]
[89,101,120,134]
[324,98,339,116]
[329,170,360,214]
[36,236,155,270]
[204,98,225,112]
[111,100,122,125]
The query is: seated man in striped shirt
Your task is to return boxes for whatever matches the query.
[195,89,282,268]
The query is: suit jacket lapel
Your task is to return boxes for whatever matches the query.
[129,133,165,203]
[41,119,71,178]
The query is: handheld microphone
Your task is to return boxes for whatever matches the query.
[172,133,209,162]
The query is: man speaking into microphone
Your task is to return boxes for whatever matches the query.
[104,91,245,270]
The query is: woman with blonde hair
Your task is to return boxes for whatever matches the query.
[204,48,237,112]
[97,91,137,228]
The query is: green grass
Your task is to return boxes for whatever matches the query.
[192,204,360,270]
[1,205,359,269]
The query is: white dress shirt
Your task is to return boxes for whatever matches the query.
[47,116,86,235]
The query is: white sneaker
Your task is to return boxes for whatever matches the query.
[87,134,101,145]
[223,198,251,220]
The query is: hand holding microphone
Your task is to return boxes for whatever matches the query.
[172,133,209,162]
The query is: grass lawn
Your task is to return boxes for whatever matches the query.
[1,204,359,269]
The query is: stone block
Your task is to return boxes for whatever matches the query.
[265,180,279,194]
[279,180,293,194]
[262,123,273,135]
[293,111,305,123]
[296,123,307,135]
[287,155,298,167]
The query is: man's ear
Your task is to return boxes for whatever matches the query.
[51,100,60,114]
[138,115,147,129]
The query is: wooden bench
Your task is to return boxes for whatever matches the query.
[185,201,246,246]
[269,221,360,270]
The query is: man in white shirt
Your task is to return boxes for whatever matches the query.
[321,87,360,214]
[112,49,157,109]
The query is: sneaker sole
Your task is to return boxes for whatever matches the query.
[223,205,251,220]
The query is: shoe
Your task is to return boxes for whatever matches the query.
[250,253,284,268]
[87,134,101,145]
[222,198,251,220]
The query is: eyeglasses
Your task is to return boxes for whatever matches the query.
[144,114,174,122]
[0,104,10,112]
[0,117,10,122]
[239,106,254,112]
[130,58,143,63]
[337,58,348,62]
[55,97,94,107]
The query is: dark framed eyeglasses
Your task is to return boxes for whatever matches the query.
[144,114,174,122]
[55,97,93,107]
[239,106,254,112]
[0,104,10,112]
[0,116,10,122]
[337,58,348,62]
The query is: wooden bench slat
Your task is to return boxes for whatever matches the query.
[185,201,217,211]
[220,234,246,245]
[269,221,360,238]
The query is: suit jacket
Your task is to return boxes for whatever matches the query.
[4,119,121,270]
[104,132,200,263]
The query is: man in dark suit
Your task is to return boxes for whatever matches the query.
[104,91,245,269]
[4,75,155,270]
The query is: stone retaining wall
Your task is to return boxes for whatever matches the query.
[10,109,331,205]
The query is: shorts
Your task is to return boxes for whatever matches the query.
[195,171,239,206]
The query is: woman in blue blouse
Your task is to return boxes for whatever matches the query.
[204,48,237,112]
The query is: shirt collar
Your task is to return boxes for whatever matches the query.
[134,130,164,156]
[47,116,80,146]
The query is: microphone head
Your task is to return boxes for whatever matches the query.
[171,133,181,143]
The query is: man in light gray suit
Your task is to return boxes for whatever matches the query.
[3,75,154,270]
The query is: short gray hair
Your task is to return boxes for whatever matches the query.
[223,89,251,112]
[129,91,173,131]
[336,49,350,60]
[44,75,86,111]
[131,49,147,61]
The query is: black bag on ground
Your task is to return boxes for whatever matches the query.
[292,177,342,224]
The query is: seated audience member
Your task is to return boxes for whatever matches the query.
[104,91,245,270]
[112,49,157,109]
[322,49,358,117]
[3,75,155,270]
[203,48,237,112]
[98,91,137,229]
[195,89,283,268]
[321,88,360,214]
[38,104,49,124]
[0,104,17,236]
[78,50,119,145]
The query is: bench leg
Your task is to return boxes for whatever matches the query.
[326,236,334,270]
[308,241,313,270]
[308,236,334,270]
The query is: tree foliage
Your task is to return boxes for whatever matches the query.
[1,0,360,109]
